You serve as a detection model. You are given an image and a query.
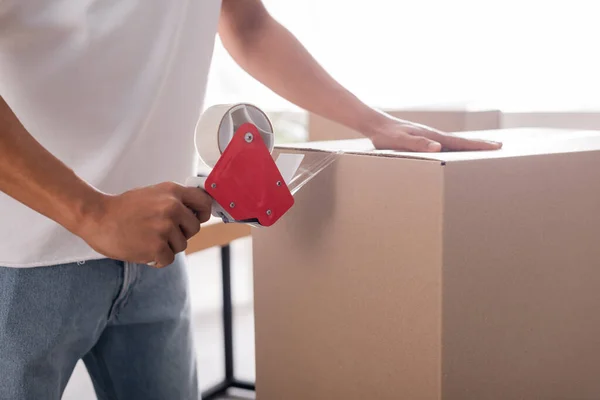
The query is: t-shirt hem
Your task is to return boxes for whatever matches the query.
[0,254,110,268]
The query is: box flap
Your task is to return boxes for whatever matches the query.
[276,128,600,162]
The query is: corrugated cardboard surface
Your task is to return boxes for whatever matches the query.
[308,109,501,142]
[253,129,600,399]
[253,155,444,400]
[442,151,600,399]
[503,111,600,130]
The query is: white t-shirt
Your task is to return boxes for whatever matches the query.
[0,0,222,267]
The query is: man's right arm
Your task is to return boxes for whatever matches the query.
[0,96,107,235]
[0,96,212,268]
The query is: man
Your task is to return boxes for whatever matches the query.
[0,1,501,399]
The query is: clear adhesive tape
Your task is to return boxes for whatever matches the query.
[194,103,275,168]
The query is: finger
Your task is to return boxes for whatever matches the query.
[436,134,502,152]
[178,204,201,239]
[169,228,188,254]
[395,134,442,152]
[196,209,211,224]
[155,244,175,268]
[181,187,213,215]
[407,124,502,152]
[162,181,186,197]
[174,195,210,229]
[409,122,446,136]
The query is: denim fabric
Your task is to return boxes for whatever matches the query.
[0,254,199,400]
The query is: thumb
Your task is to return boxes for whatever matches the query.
[181,187,213,213]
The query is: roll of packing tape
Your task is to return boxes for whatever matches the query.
[195,103,274,168]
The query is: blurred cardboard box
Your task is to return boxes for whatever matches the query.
[308,106,501,141]
[502,111,600,130]
[253,128,600,400]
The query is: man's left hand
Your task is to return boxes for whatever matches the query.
[367,115,503,153]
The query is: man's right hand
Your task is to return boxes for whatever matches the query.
[78,182,212,268]
[1,96,212,268]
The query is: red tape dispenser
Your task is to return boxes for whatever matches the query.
[186,104,296,227]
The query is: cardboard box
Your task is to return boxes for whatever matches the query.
[252,128,600,400]
[308,107,501,142]
[502,111,600,130]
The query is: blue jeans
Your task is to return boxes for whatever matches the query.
[0,254,199,400]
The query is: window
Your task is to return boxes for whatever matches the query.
[205,0,600,117]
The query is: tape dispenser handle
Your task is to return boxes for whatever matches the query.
[184,176,234,223]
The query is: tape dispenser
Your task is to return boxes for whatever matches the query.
[186,104,298,227]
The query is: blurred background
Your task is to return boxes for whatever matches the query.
[205,0,600,141]
[64,0,600,398]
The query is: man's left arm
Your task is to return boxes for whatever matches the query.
[218,0,501,152]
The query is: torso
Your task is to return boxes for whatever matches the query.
[0,0,222,267]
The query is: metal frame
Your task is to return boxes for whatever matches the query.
[202,245,256,400]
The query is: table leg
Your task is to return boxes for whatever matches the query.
[202,245,256,399]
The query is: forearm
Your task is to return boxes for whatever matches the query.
[219,12,385,136]
[0,96,104,234]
